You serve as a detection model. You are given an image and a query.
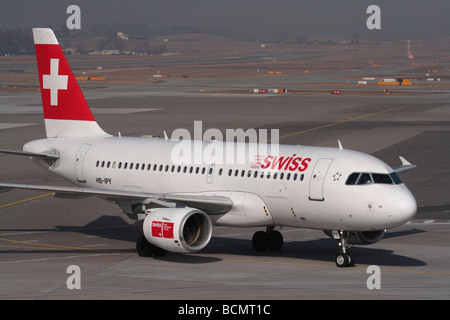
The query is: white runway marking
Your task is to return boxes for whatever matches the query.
[0,107,161,115]
[0,123,38,130]
[91,108,162,114]
[82,244,107,248]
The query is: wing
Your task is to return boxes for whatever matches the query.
[0,182,233,216]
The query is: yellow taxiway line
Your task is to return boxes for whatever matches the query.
[0,192,53,209]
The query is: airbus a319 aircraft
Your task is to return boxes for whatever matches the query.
[0,28,417,267]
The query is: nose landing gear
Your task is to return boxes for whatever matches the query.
[333,230,355,268]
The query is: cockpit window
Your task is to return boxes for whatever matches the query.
[345,173,360,185]
[357,173,373,185]
[372,173,393,184]
[346,172,403,185]
[390,172,402,184]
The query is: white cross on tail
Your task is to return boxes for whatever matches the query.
[43,59,68,106]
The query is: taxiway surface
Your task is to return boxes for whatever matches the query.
[1,72,449,300]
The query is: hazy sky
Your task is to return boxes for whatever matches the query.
[1,0,449,40]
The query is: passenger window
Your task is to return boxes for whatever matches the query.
[118,162,122,169]
[357,173,372,185]
[96,161,99,167]
[228,169,232,176]
[124,162,128,169]
[218,168,223,175]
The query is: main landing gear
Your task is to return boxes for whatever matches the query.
[136,235,167,257]
[333,230,355,268]
[252,227,284,252]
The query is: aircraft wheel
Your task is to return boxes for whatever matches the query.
[347,253,355,267]
[252,231,270,252]
[153,246,168,257]
[335,252,355,268]
[136,235,154,257]
[335,252,349,267]
[268,230,283,251]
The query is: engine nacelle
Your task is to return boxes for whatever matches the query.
[323,230,385,245]
[347,230,386,245]
[142,207,213,253]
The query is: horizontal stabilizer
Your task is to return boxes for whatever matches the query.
[0,148,59,159]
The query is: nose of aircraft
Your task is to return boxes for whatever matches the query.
[387,187,417,226]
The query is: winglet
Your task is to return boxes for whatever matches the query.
[393,156,417,173]
[399,156,411,166]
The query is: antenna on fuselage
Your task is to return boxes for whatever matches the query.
[338,140,343,151]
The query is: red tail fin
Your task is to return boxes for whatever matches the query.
[33,28,109,138]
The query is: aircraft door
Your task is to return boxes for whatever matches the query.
[309,158,333,201]
[75,144,92,183]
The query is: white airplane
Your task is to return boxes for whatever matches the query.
[0,28,417,267]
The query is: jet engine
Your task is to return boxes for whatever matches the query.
[141,207,213,253]
[323,230,385,245]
